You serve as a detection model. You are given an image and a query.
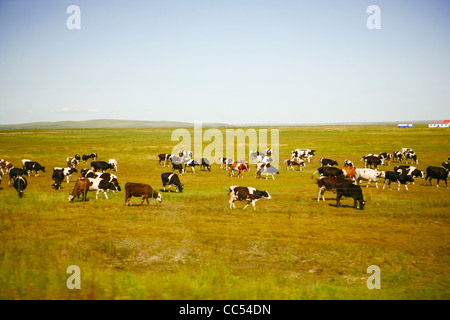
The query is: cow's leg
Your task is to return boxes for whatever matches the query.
[336,193,342,207]
[404,183,409,191]
[243,201,250,210]
[141,197,145,205]
[103,190,109,199]
[67,175,70,183]
[145,197,150,205]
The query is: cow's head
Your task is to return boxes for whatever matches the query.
[178,184,184,193]
[155,192,162,202]
[262,191,271,199]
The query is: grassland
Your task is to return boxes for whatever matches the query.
[0,125,449,300]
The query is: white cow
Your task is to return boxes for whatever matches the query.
[355,168,384,188]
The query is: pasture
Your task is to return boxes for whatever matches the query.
[0,125,449,300]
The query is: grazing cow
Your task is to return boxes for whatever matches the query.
[125,182,162,205]
[229,162,249,178]
[394,165,424,180]
[393,151,403,163]
[255,163,279,180]
[158,154,173,167]
[355,168,383,188]
[184,159,199,173]
[311,167,344,179]
[9,168,28,185]
[228,185,271,210]
[68,177,117,202]
[0,159,14,175]
[404,151,418,164]
[53,167,78,184]
[172,161,185,174]
[425,166,449,187]
[161,172,184,192]
[284,159,305,171]
[362,155,383,169]
[219,157,234,169]
[381,171,414,191]
[52,169,65,190]
[90,161,114,173]
[108,159,118,171]
[379,153,392,166]
[13,176,28,198]
[316,176,351,201]
[66,157,79,169]
[343,160,354,167]
[319,158,338,167]
[82,153,98,164]
[336,181,365,210]
[24,161,45,176]
[200,158,211,171]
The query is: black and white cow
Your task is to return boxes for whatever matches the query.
[343,160,354,167]
[8,168,28,185]
[379,153,392,166]
[23,161,45,177]
[200,158,211,171]
[319,158,338,167]
[90,161,114,173]
[393,151,403,163]
[425,166,449,187]
[82,153,98,164]
[14,175,28,198]
[228,186,271,210]
[68,176,117,201]
[184,159,199,173]
[394,165,424,180]
[404,151,418,164]
[53,167,78,184]
[161,172,184,192]
[291,149,316,162]
[172,161,185,174]
[52,169,65,190]
[381,171,414,191]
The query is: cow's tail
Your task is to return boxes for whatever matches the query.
[311,170,318,179]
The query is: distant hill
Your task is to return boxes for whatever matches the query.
[0,119,228,129]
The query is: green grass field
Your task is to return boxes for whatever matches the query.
[0,125,449,300]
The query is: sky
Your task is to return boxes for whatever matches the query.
[0,0,449,125]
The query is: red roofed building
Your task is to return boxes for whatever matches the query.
[428,120,450,128]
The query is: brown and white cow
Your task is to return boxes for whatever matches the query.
[284,159,305,171]
[229,162,249,178]
[228,185,271,210]
[0,159,14,175]
[125,182,162,205]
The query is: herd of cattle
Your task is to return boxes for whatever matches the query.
[0,146,449,211]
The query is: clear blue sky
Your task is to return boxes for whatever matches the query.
[0,0,449,125]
